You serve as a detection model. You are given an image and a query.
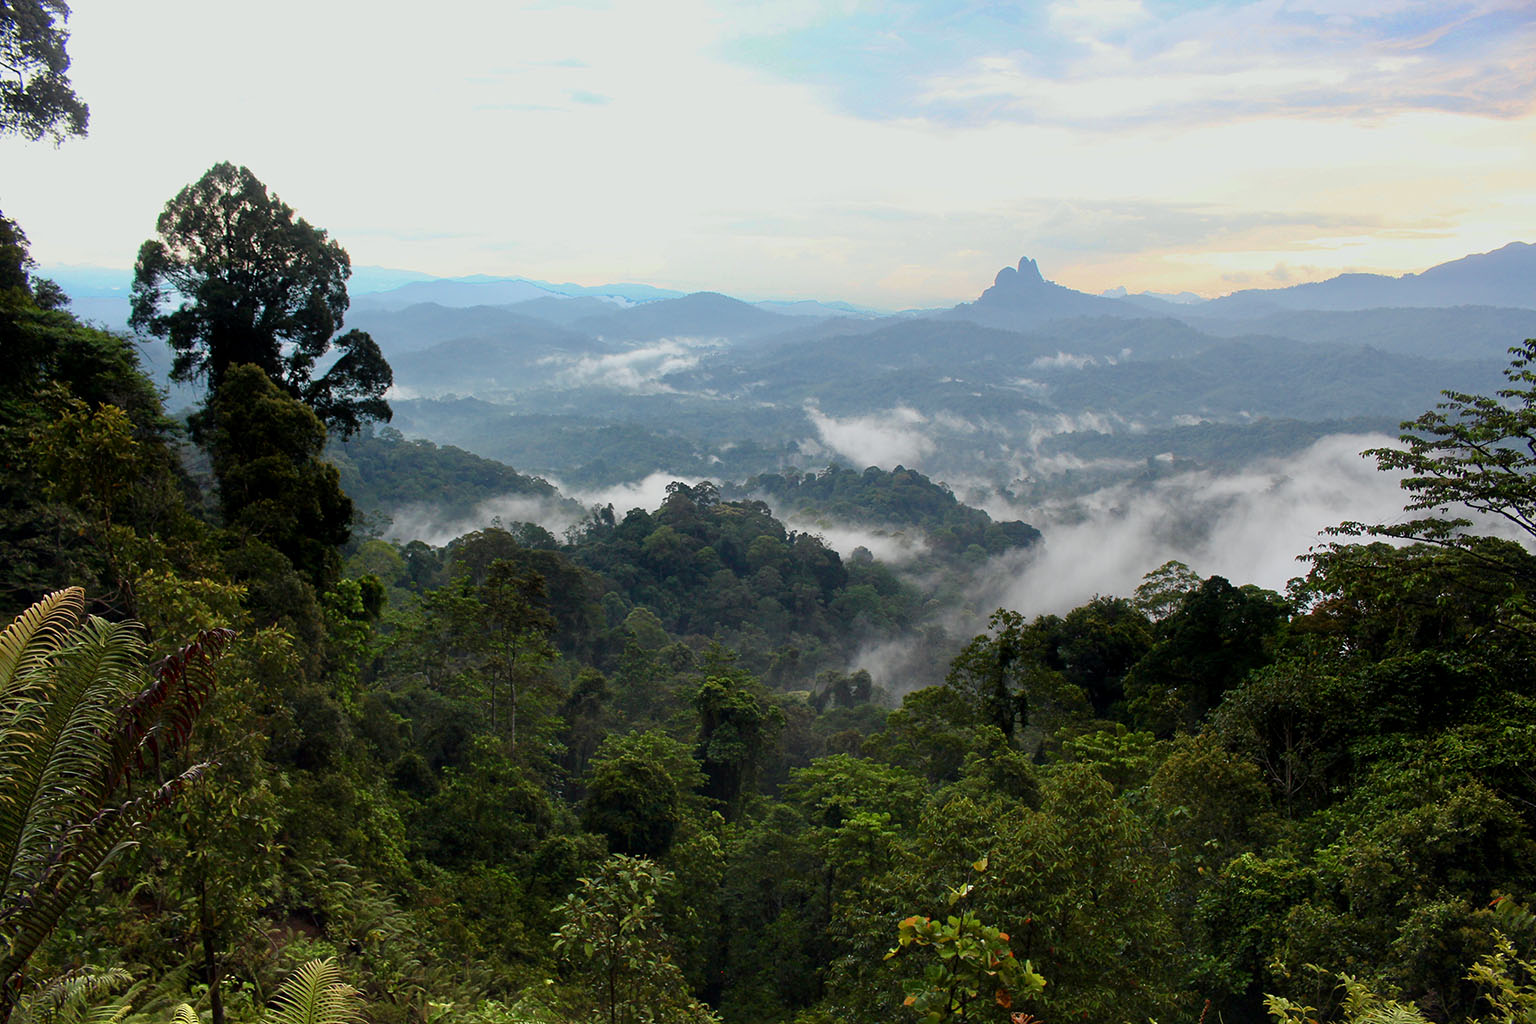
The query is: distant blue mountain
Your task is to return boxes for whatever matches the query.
[1199,241,1536,315]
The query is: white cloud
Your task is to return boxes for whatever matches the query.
[558,338,719,392]
[777,514,930,565]
[384,493,582,547]
[1031,351,1105,370]
[806,405,936,467]
[557,471,700,515]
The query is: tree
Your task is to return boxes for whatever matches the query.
[944,610,1088,747]
[552,855,719,1024]
[129,163,391,437]
[0,587,231,1024]
[888,897,1045,1024]
[0,1,88,142]
[693,675,780,816]
[583,731,704,858]
[200,365,353,590]
[1123,576,1286,736]
[1337,338,1536,574]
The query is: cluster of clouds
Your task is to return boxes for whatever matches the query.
[731,0,1536,127]
[384,494,584,549]
[553,338,718,393]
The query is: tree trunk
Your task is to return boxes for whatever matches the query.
[200,876,225,1024]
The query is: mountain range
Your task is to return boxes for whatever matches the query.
[42,241,1536,515]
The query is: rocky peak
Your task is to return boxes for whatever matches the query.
[983,256,1049,301]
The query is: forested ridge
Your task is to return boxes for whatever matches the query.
[7,31,1536,1024]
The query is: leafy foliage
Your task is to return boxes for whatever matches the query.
[265,959,364,1024]
[887,890,1046,1024]
[552,856,718,1024]
[130,163,391,438]
[1338,338,1536,569]
[0,1,88,141]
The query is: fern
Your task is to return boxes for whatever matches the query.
[11,967,134,1024]
[0,589,232,1024]
[265,959,365,1024]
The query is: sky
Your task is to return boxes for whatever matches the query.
[5,0,1535,307]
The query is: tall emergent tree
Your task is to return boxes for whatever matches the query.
[129,163,392,438]
[0,1,89,142]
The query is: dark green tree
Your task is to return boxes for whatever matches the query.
[129,163,391,437]
[1123,576,1286,736]
[0,1,88,142]
[693,675,780,815]
[552,855,717,1024]
[944,610,1089,747]
[582,731,704,858]
[200,364,352,590]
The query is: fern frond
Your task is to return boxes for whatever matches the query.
[168,1004,201,1024]
[266,959,364,1024]
[0,590,228,1024]
[7,617,147,895]
[0,589,84,700]
[2,762,211,994]
[0,589,91,884]
[12,966,133,1024]
[107,628,233,792]
[1357,1004,1430,1024]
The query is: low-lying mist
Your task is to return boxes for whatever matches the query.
[836,433,1415,695]
[976,432,1408,616]
[384,493,585,548]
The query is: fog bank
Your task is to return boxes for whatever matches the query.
[982,432,1410,616]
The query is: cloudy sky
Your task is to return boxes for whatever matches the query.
[6,0,1534,306]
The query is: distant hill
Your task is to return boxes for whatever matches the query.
[1192,305,1536,360]
[346,302,608,361]
[350,275,686,311]
[735,465,1041,557]
[387,323,613,396]
[1200,242,1536,315]
[329,428,580,529]
[504,295,628,326]
[351,278,563,311]
[571,291,802,342]
[755,299,884,319]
